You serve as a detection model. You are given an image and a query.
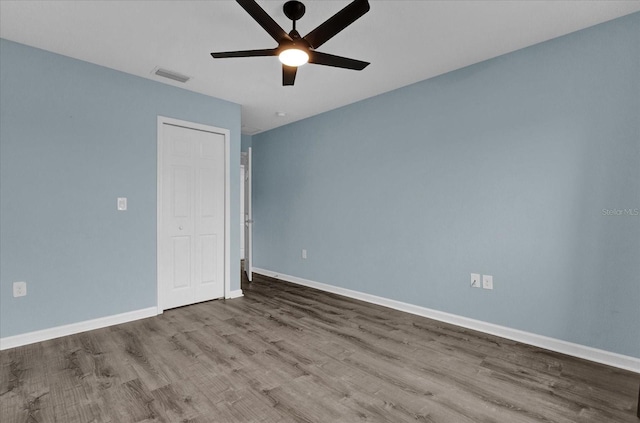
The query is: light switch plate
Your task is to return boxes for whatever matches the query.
[482,275,493,290]
[117,197,127,211]
[470,273,481,288]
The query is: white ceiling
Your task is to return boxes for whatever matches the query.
[2,1,639,134]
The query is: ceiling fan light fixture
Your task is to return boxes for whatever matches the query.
[279,48,309,67]
[211,0,371,85]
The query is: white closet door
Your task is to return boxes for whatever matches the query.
[160,123,225,309]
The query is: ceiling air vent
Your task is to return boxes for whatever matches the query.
[153,67,191,83]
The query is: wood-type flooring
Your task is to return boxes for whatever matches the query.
[1,271,638,422]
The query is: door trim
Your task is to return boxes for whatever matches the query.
[243,147,253,282]
[156,116,231,314]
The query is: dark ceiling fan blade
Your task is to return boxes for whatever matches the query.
[283,65,297,86]
[237,0,292,43]
[211,48,278,59]
[303,0,370,49]
[309,51,369,70]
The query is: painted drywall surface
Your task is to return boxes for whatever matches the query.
[0,39,241,338]
[241,134,253,152]
[252,13,640,357]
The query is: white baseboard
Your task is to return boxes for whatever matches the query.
[226,289,244,299]
[1,289,244,351]
[0,307,157,351]
[253,267,640,374]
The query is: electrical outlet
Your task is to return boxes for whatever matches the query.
[470,273,481,288]
[117,197,127,211]
[482,275,493,290]
[13,281,27,297]
[302,249,307,259]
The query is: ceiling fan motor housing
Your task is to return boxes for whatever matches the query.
[279,29,310,54]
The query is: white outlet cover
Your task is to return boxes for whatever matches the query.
[13,281,27,297]
[470,273,481,288]
[302,249,307,259]
[117,197,127,211]
[482,275,494,290]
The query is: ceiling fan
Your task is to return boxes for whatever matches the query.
[211,0,370,86]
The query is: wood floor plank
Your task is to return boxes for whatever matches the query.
[1,269,638,422]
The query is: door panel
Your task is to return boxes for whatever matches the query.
[171,237,191,289]
[200,234,217,283]
[172,167,191,218]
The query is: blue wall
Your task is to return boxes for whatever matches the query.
[252,14,640,358]
[241,134,253,152]
[0,39,242,338]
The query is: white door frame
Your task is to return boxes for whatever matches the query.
[156,116,231,314]
[240,163,245,259]
[243,148,252,282]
